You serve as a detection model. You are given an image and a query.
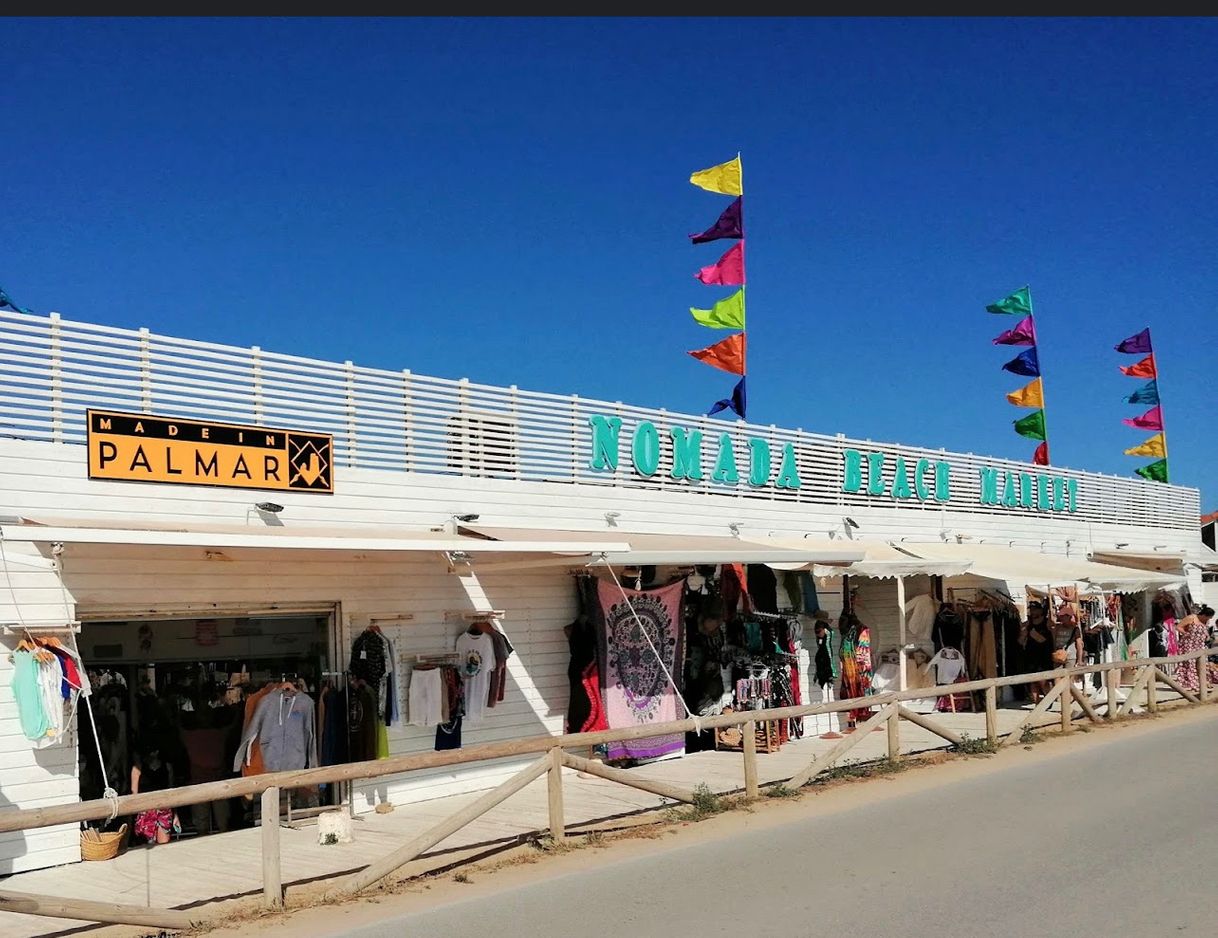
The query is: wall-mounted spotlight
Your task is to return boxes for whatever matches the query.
[605,511,621,527]
[728,522,742,537]
[843,517,859,529]
[1115,542,1129,548]
[255,502,284,514]
[453,513,480,524]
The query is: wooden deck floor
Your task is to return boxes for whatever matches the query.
[0,692,1147,938]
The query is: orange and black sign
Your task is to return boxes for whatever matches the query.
[86,410,334,494]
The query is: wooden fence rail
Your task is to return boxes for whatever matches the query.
[1,649,1211,929]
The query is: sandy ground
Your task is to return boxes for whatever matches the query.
[198,703,1218,938]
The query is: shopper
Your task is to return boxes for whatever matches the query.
[1024,601,1054,703]
[1174,605,1214,695]
[131,746,180,845]
[1052,609,1084,687]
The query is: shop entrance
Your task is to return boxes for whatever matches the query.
[77,608,343,842]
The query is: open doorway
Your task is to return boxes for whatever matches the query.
[77,610,341,843]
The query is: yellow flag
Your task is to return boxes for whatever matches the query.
[1124,433,1166,458]
[690,156,743,196]
[1006,377,1043,408]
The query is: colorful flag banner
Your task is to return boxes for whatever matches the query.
[1115,328,1152,355]
[1122,405,1163,431]
[708,377,747,419]
[1013,409,1047,441]
[1119,354,1157,378]
[1135,459,1169,483]
[689,156,743,197]
[0,286,32,314]
[695,241,745,286]
[690,288,745,330]
[689,333,745,375]
[1124,433,1166,458]
[1006,377,1044,408]
[1002,347,1040,378]
[992,315,1036,346]
[690,197,743,244]
[1124,380,1159,405]
[986,286,1033,316]
[1033,442,1049,466]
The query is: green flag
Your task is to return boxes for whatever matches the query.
[1013,409,1046,441]
[986,286,1033,316]
[690,287,745,330]
[1135,459,1169,483]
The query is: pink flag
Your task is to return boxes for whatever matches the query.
[695,242,745,286]
[992,315,1036,346]
[1122,405,1163,431]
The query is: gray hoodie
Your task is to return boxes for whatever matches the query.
[233,688,318,773]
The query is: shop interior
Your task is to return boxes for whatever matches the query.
[78,612,343,840]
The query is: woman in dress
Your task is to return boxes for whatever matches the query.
[1174,605,1213,694]
[838,613,873,730]
[131,745,179,845]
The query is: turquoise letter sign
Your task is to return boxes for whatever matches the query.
[979,467,1000,506]
[712,433,739,484]
[669,427,704,482]
[775,443,801,490]
[934,461,951,502]
[588,415,621,471]
[867,452,886,496]
[747,437,772,487]
[891,458,912,500]
[632,421,660,477]
[843,449,863,493]
[914,458,931,501]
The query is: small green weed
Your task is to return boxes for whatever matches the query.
[765,784,798,799]
[953,734,998,756]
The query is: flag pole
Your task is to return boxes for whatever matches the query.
[1148,328,1169,482]
[738,152,747,401]
[1028,286,1049,464]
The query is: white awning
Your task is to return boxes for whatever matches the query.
[0,517,628,555]
[1090,548,1217,573]
[901,542,1185,593]
[748,538,973,579]
[460,525,866,566]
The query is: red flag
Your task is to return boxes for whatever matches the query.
[695,242,745,286]
[688,333,746,375]
[1119,354,1157,378]
[1033,442,1049,466]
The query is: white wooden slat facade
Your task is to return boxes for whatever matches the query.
[0,309,1203,874]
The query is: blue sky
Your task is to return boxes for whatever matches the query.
[4,18,1215,507]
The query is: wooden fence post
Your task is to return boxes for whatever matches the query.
[1147,667,1158,713]
[1198,651,1209,702]
[261,786,282,910]
[742,720,759,799]
[984,685,997,744]
[886,707,900,759]
[1106,664,1118,718]
[547,747,565,843]
[1060,676,1073,733]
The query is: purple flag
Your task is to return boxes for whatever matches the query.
[690,197,743,244]
[708,377,747,419]
[1002,347,1040,378]
[1122,405,1163,431]
[1115,328,1152,355]
[992,315,1037,346]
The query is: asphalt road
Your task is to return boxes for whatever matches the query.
[333,714,1218,938]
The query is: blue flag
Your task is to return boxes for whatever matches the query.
[1001,348,1040,378]
[1124,380,1159,405]
[708,377,747,419]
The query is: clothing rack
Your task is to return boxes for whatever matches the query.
[3,622,82,634]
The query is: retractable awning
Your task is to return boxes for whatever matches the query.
[1089,549,1202,574]
[900,542,1185,593]
[460,525,866,566]
[750,539,973,579]
[0,517,628,555]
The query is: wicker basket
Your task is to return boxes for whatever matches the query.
[80,823,127,861]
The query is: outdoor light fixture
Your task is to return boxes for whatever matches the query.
[1115,542,1129,548]
[453,513,480,523]
[605,511,621,527]
[255,502,284,514]
[728,522,741,537]
[843,517,859,529]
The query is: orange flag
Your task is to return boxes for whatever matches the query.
[1119,354,1157,378]
[689,333,746,375]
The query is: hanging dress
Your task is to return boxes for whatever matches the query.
[839,623,873,723]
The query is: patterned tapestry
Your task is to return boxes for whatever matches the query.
[596,579,686,762]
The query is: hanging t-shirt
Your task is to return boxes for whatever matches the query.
[455,630,495,725]
[905,594,937,645]
[11,650,49,741]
